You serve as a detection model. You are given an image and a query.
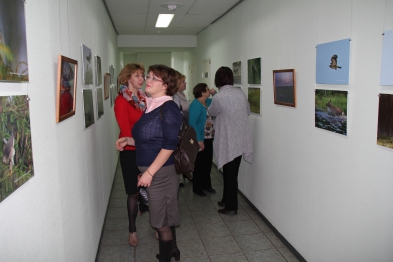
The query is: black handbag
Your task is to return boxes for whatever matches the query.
[160,101,200,174]
[138,187,149,213]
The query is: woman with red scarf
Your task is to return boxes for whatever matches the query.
[114,63,146,246]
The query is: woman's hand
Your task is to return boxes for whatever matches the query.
[138,172,153,187]
[115,137,135,151]
[209,88,217,96]
[198,141,205,151]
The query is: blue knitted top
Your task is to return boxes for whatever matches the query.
[132,101,182,167]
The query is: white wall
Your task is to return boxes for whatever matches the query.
[195,0,393,261]
[0,0,120,261]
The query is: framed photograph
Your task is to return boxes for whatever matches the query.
[248,87,260,114]
[0,0,29,82]
[104,73,110,100]
[96,88,104,119]
[0,95,34,203]
[82,89,95,128]
[315,90,347,136]
[233,61,241,84]
[273,69,296,107]
[109,64,114,84]
[316,38,350,85]
[380,29,393,85]
[95,55,102,85]
[248,57,261,84]
[377,94,393,148]
[56,55,78,123]
[81,44,93,85]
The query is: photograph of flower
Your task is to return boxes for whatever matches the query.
[0,0,29,82]
[0,95,34,202]
[315,90,347,136]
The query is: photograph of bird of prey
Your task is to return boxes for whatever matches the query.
[0,95,34,202]
[316,38,350,84]
[248,58,261,84]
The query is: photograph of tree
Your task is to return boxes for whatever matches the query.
[248,87,260,114]
[315,90,347,136]
[377,94,393,149]
[83,89,94,128]
[247,57,261,84]
[81,44,93,85]
[233,61,241,84]
[0,0,29,82]
[0,95,34,202]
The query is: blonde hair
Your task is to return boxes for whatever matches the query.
[117,63,145,85]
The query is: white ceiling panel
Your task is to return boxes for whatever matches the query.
[106,0,149,14]
[112,14,147,27]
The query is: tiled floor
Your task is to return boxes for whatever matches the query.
[96,164,300,262]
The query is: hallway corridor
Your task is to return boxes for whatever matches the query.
[96,164,299,262]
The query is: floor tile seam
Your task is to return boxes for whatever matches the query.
[260,230,282,249]
[276,246,296,262]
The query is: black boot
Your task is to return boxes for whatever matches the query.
[171,226,180,261]
[157,239,173,262]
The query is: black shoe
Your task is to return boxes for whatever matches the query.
[205,188,216,193]
[218,208,237,215]
[179,182,184,187]
[218,201,225,207]
[183,173,193,182]
[193,191,206,197]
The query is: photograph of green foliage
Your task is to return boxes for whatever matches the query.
[0,95,34,202]
[56,55,78,123]
[233,61,241,84]
[0,0,29,82]
[315,90,347,136]
[97,88,104,119]
[377,94,393,149]
[248,58,261,84]
[248,87,260,114]
[83,89,94,128]
[273,69,296,107]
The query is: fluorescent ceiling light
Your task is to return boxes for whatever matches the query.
[155,14,174,28]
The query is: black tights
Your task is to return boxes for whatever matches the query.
[156,225,174,241]
[127,194,138,233]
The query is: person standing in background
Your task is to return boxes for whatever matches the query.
[208,66,253,215]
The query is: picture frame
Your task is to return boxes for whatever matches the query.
[247,57,261,84]
[56,55,78,123]
[273,69,296,107]
[95,55,102,85]
[96,88,104,119]
[377,94,393,148]
[233,61,242,84]
[82,89,95,128]
[104,73,110,100]
[248,87,261,114]
[81,44,93,85]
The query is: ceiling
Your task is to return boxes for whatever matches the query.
[103,0,243,36]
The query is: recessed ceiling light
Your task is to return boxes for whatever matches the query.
[155,14,174,28]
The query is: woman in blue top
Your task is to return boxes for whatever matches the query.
[188,83,217,197]
[116,64,182,262]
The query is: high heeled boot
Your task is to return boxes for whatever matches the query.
[171,226,181,261]
[157,239,173,262]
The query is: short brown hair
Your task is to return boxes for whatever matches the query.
[117,63,145,85]
[148,64,178,96]
[214,66,234,88]
[193,83,208,99]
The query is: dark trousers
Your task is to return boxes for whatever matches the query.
[193,139,213,193]
[221,155,242,211]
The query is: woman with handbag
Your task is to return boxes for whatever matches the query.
[188,83,216,197]
[114,63,146,246]
[116,64,182,262]
[208,67,253,215]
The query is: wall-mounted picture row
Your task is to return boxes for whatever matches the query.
[248,87,260,114]
[377,94,393,148]
[0,0,29,82]
[273,69,296,107]
[0,95,34,203]
[56,55,78,123]
[248,57,261,84]
[315,90,347,136]
[316,38,350,85]
[233,61,241,84]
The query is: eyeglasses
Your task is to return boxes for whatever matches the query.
[145,75,163,82]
